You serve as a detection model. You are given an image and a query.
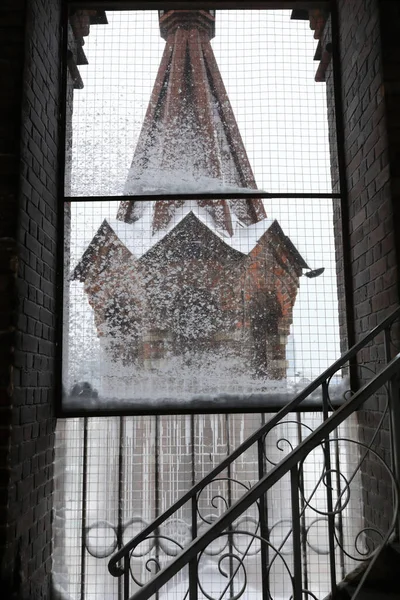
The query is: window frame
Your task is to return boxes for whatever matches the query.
[57,0,349,418]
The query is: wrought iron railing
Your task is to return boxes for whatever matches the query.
[108,307,400,600]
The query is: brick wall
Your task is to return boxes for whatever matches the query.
[335,0,400,534]
[379,1,400,300]
[0,0,26,589]
[0,0,61,597]
[320,14,352,362]
[1,0,400,594]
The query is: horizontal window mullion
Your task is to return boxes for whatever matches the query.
[64,192,341,203]
[66,2,331,13]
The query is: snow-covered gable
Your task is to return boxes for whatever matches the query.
[73,200,308,282]
[107,201,275,259]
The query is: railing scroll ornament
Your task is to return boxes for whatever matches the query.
[100,308,400,600]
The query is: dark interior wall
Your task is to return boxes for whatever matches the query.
[0,0,61,597]
[336,0,400,533]
[0,0,399,596]
[379,1,400,297]
[0,0,26,587]
[321,13,350,358]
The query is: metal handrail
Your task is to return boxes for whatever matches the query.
[108,305,400,577]
[126,352,400,600]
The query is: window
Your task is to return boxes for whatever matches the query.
[61,5,341,415]
[55,7,364,600]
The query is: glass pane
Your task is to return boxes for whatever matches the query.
[65,9,337,198]
[62,197,340,412]
[54,412,364,598]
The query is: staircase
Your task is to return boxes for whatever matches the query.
[108,308,400,600]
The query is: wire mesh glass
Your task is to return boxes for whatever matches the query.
[63,195,340,411]
[54,6,361,600]
[54,412,365,599]
[65,9,337,197]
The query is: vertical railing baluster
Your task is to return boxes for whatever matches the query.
[296,414,308,592]
[226,414,234,599]
[385,325,400,537]
[322,380,337,597]
[189,495,198,600]
[390,372,400,538]
[155,416,160,600]
[334,435,345,580]
[189,415,198,600]
[384,326,400,538]
[118,417,125,600]
[290,466,302,600]
[80,417,88,600]
[258,434,269,600]
[124,555,130,600]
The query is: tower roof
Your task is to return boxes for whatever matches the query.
[117,9,266,236]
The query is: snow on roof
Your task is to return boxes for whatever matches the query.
[106,201,276,259]
[229,217,275,254]
[124,169,263,197]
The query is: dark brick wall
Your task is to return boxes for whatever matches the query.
[379,1,400,301]
[321,14,351,357]
[0,0,26,588]
[338,0,394,337]
[335,0,400,534]
[0,0,399,595]
[0,0,60,597]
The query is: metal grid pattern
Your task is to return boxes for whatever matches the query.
[66,10,335,197]
[54,6,360,600]
[64,196,340,408]
[54,412,364,600]
[63,8,341,414]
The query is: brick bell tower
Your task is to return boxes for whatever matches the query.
[117,9,266,235]
[74,9,308,381]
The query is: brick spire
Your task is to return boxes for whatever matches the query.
[117,9,266,236]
